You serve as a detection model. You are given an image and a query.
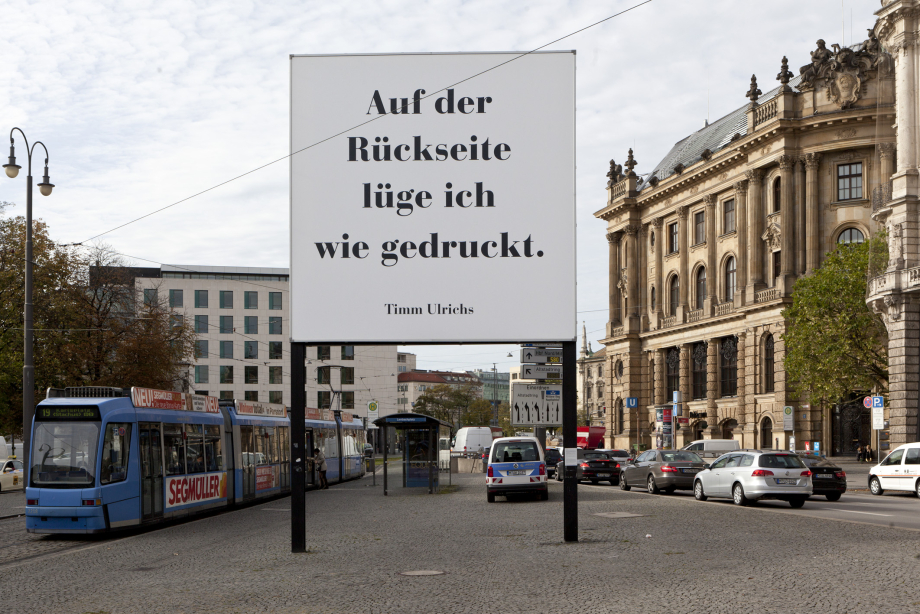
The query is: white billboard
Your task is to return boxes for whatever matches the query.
[290,52,575,343]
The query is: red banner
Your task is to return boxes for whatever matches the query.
[305,408,322,420]
[165,472,226,509]
[256,465,276,491]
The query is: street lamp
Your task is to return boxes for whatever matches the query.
[3,127,54,480]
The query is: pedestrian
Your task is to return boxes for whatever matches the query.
[856,445,864,462]
[865,444,873,464]
[312,447,328,489]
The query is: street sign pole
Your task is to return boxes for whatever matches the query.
[563,340,577,542]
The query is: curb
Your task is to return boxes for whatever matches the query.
[0,513,24,521]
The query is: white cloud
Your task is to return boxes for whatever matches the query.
[0,0,881,371]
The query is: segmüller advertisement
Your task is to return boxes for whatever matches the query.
[290,52,575,343]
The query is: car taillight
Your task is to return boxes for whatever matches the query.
[27,499,38,506]
[487,465,493,477]
[835,471,846,478]
[660,465,679,473]
[82,499,101,506]
[801,470,812,477]
[751,470,774,477]
[615,463,620,469]
[539,464,546,476]
[579,462,590,468]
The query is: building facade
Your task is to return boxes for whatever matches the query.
[577,324,607,427]
[595,32,894,453]
[130,265,413,420]
[467,368,510,405]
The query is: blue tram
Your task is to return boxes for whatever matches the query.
[25,387,365,534]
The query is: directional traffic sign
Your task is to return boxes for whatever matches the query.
[521,365,563,380]
[511,384,562,426]
[520,347,564,364]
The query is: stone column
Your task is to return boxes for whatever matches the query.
[680,343,692,409]
[654,348,665,406]
[804,153,822,273]
[745,169,765,296]
[879,142,896,184]
[606,232,621,324]
[779,154,796,276]
[639,223,649,325]
[894,38,917,173]
[736,331,746,429]
[734,180,749,298]
[653,217,664,318]
[706,338,718,423]
[885,297,920,446]
[704,194,717,307]
[678,206,689,311]
[625,225,640,318]
[795,157,806,276]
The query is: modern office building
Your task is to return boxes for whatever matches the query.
[121,264,413,420]
[467,368,510,406]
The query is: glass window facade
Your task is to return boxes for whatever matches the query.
[195,365,209,384]
[195,340,208,359]
[666,348,680,401]
[244,316,258,334]
[723,199,735,234]
[269,317,282,335]
[720,337,738,397]
[838,162,863,201]
[220,315,233,334]
[244,291,258,309]
[341,367,355,385]
[694,211,705,245]
[764,334,775,393]
[245,391,258,401]
[692,342,707,400]
[195,290,208,308]
[668,222,678,254]
[245,366,258,384]
[318,391,332,409]
[341,345,355,360]
[270,366,282,384]
[317,346,331,360]
[195,315,208,334]
[244,341,258,359]
[269,292,282,310]
[269,342,283,360]
[144,288,157,306]
[220,366,233,384]
[220,291,233,309]
[269,391,283,404]
[220,341,233,359]
[169,289,183,308]
[695,268,706,309]
[837,228,865,244]
[342,391,355,410]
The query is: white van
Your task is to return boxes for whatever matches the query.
[868,441,920,496]
[486,436,548,502]
[452,427,494,458]
[682,439,740,458]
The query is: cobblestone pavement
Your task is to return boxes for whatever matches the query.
[0,490,25,518]
[2,472,920,614]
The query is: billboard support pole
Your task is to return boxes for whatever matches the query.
[563,340,578,542]
[291,342,306,553]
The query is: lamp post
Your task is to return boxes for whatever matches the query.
[491,363,497,426]
[3,128,54,480]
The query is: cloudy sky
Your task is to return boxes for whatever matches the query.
[0,0,881,376]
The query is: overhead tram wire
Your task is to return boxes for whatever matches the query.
[72,0,652,247]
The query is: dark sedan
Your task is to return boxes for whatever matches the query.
[619,449,707,494]
[554,450,620,485]
[798,453,847,501]
[544,448,563,478]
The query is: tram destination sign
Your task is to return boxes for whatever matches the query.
[289,52,576,343]
[520,347,563,364]
[36,405,101,421]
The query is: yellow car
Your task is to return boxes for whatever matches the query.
[0,459,24,492]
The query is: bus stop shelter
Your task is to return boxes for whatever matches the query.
[373,413,452,495]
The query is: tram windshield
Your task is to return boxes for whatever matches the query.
[31,422,100,487]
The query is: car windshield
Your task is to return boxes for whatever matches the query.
[759,454,807,469]
[608,450,630,458]
[661,451,703,463]
[801,457,833,467]
[31,421,100,487]
[583,452,609,460]
[492,441,540,462]
[545,450,562,461]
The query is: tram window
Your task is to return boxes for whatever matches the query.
[164,424,186,475]
[265,427,277,464]
[342,432,356,457]
[204,425,222,471]
[240,426,254,467]
[279,427,289,462]
[100,423,132,484]
[186,424,205,474]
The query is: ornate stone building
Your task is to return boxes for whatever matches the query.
[865,1,920,450]
[595,28,895,453]
[577,324,607,427]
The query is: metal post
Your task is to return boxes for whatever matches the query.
[563,340,578,542]
[428,428,434,494]
[383,425,388,496]
[23,173,33,483]
[290,343,306,553]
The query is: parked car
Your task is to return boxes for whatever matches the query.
[452,427,494,458]
[486,437,548,502]
[597,449,632,464]
[363,444,374,458]
[619,449,707,494]
[693,451,812,507]
[554,449,619,485]
[868,442,920,496]
[0,459,24,492]
[544,447,563,477]
[796,453,846,501]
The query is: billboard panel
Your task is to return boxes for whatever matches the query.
[290,52,576,343]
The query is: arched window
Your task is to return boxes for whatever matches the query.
[837,228,865,245]
[651,287,656,311]
[696,268,707,309]
[764,334,775,393]
[725,257,736,302]
[761,416,773,449]
[669,276,680,315]
[666,348,680,400]
[773,177,782,213]
[720,336,738,397]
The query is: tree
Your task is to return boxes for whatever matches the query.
[782,234,889,409]
[461,398,493,426]
[413,383,482,426]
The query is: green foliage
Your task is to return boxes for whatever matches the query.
[413,383,483,427]
[782,234,889,407]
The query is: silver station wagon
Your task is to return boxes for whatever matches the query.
[693,451,813,508]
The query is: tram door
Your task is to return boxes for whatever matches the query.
[241,425,255,500]
[139,423,164,521]
[304,428,315,488]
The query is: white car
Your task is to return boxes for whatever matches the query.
[868,442,920,496]
[0,459,24,492]
[486,437,548,502]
